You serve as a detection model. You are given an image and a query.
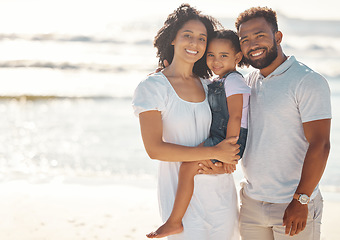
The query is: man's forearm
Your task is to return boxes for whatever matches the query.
[295,140,330,196]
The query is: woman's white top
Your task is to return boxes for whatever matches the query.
[132,72,239,240]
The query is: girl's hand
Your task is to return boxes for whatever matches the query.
[223,163,236,173]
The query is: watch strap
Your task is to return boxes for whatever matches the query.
[293,193,310,204]
[293,193,300,201]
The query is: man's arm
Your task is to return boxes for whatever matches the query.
[283,118,331,236]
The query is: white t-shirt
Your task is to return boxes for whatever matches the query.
[220,72,251,128]
[242,56,332,203]
[132,72,239,240]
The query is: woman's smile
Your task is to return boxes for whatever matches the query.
[185,49,198,55]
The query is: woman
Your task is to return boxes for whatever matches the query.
[132,4,240,240]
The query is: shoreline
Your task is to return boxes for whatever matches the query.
[0,179,339,240]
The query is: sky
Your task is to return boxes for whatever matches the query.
[142,0,340,21]
[0,0,339,34]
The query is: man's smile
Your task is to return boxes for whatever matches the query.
[248,48,265,58]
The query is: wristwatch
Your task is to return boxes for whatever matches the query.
[293,193,310,204]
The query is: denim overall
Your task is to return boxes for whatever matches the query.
[204,71,248,163]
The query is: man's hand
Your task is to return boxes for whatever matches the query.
[198,160,236,174]
[282,200,308,236]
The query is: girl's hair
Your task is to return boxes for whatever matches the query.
[211,30,249,68]
[154,4,221,78]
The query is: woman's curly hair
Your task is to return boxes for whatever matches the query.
[154,3,221,78]
[235,6,278,33]
[211,30,249,68]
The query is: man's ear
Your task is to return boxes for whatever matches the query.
[275,31,283,45]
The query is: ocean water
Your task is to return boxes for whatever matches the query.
[0,1,339,192]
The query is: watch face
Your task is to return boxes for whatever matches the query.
[299,194,310,204]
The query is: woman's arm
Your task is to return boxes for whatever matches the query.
[139,110,240,163]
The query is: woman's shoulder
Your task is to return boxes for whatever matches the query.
[132,72,170,116]
[135,72,170,92]
[140,72,168,85]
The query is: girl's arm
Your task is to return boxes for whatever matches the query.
[226,94,243,138]
[139,110,240,163]
[220,93,243,172]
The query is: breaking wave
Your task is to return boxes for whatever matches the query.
[0,60,153,73]
[0,33,153,45]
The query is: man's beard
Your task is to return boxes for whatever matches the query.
[245,40,278,69]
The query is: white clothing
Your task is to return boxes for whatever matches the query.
[132,72,239,240]
[242,56,332,203]
[222,72,251,128]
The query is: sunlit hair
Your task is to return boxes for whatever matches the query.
[154,3,221,78]
[235,6,278,33]
[211,30,249,68]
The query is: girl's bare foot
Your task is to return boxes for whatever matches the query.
[146,221,183,238]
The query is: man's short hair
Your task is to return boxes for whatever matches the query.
[235,7,278,33]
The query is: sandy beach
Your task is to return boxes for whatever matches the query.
[0,178,338,240]
[0,177,159,240]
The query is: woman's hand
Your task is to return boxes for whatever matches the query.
[198,160,225,174]
[198,160,237,174]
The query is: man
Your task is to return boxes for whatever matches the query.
[235,6,331,240]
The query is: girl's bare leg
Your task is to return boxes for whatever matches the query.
[146,161,199,238]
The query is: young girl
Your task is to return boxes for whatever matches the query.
[147,29,250,239]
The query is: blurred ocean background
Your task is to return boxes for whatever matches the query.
[0,0,339,192]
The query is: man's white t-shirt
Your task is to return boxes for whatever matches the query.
[242,56,332,203]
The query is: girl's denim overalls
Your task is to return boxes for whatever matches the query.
[204,71,248,163]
